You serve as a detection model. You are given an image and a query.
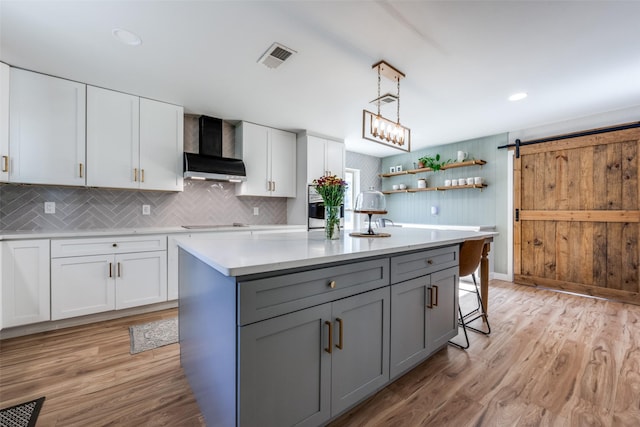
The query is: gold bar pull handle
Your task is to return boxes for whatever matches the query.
[433,285,439,307]
[117,262,121,277]
[272,181,275,192]
[134,168,138,182]
[2,156,8,173]
[109,262,113,278]
[141,169,145,183]
[324,320,333,354]
[79,163,84,178]
[426,287,433,309]
[267,180,271,191]
[336,318,343,350]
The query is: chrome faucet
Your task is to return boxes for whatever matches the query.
[376,218,394,228]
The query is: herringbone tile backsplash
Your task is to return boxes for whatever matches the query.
[0,116,286,231]
[0,181,287,231]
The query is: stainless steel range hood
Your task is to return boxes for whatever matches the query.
[183,116,247,182]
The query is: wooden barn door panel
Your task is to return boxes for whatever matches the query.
[514,127,640,304]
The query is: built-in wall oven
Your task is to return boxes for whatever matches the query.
[308,185,344,230]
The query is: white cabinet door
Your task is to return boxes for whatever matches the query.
[269,128,296,197]
[1,240,50,328]
[8,68,86,186]
[51,254,115,320]
[326,140,345,179]
[116,250,167,309]
[236,122,296,197]
[306,135,326,183]
[236,122,270,196]
[306,135,345,183]
[139,98,184,191]
[86,86,140,189]
[0,62,9,182]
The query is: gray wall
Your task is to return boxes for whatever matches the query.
[0,116,287,231]
[380,133,509,275]
[345,151,382,192]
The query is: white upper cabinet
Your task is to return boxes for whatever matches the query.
[139,98,184,191]
[8,68,86,186]
[235,121,296,197]
[87,86,140,189]
[306,134,345,182]
[86,86,184,191]
[0,62,9,182]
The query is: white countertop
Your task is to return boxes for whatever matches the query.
[0,224,306,240]
[177,227,497,277]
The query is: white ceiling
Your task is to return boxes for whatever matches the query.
[1,1,639,157]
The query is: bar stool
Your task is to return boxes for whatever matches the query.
[449,238,491,349]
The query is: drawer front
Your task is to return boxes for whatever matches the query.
[238,258,389,325]
[390,245,459,284]
[51,235,167,258]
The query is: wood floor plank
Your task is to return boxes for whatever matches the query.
[3,281,640,427]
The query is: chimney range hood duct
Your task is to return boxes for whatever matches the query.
[183,116,247,182]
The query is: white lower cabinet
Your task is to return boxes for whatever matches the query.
[1,240,51,328]
[51,235,167,320]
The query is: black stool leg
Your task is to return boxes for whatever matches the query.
[448,306,470,350]
[461,273,491,335]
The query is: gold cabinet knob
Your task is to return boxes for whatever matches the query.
[329,280,336,289]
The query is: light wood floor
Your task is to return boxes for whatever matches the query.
[1,280,639,426]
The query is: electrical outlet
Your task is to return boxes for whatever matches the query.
[44,202,56,214]
[253,207,259,216]
[142,205,151,215]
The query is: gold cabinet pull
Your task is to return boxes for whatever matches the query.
[134,168,138,182]
[426,287,433,309]
[79,163,84,178]
[272,181,275,192]
[433,285,439,307]
[324,320,333,354]
[141,169,145,183]
[329,280,336,289]
[2,156,8,172]
[336,318,344,350]
[109,262,113,278]
[266,180,271,191]
[117,262,121,277]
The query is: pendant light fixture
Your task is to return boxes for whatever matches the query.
[362,60,411,152]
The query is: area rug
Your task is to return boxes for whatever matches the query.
[0,396,45,427]
[129,317,178,354]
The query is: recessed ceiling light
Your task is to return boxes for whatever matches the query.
[508,92,528,101]
[112,28,142,46]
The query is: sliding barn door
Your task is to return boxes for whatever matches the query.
[514,126,640,304]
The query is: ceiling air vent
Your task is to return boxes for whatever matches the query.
[258,42,297,69]
[370,93,398,105]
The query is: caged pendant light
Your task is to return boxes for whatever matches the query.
[362,60,411,152]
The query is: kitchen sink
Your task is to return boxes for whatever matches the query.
[181,223,248,229]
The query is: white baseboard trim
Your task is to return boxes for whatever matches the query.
[0,300,179,340]
[491,272,512,282]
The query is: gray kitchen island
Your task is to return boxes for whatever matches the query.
[177,228,496,427]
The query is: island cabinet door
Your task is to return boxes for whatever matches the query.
[238,303,332,427]
[427,267,459,352]
[330,286,390,416]
[390,276,429,380]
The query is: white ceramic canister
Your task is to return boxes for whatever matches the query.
[417,178,427,188]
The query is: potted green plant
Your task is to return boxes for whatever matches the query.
[417,154,451,171]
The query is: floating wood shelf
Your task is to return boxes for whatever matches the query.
[382,184,487,195]
[380,159,486,178]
